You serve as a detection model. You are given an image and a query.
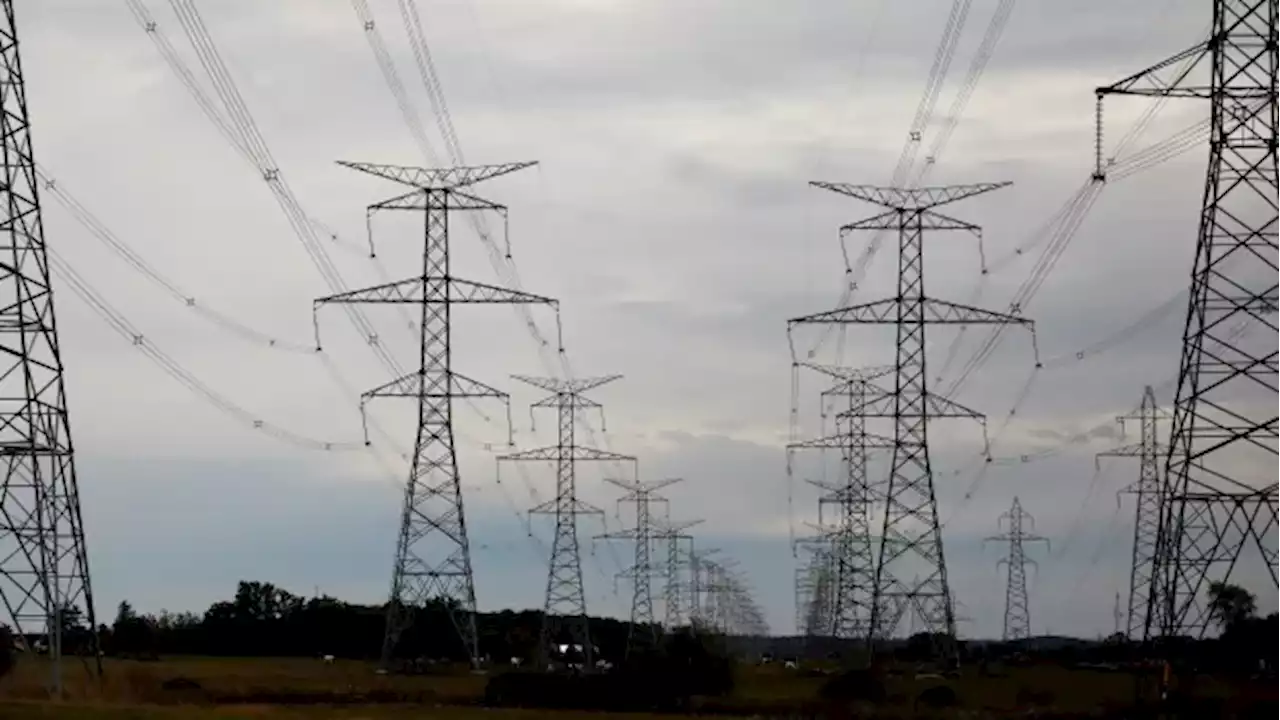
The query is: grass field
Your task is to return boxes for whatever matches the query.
[0,655,1271,718]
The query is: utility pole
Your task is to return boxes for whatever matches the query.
[597,477,680,657]
[984,497,1049,642]
[315,160,554,669]
[496,375,635,668]
[1096,0,1278,643]
[1096,386,1170,641]
[654,518,701,631]
[0,1,102,694]
[790,184,1037,663]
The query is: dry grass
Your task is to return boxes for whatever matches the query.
[0,702,679,719]
[1,654,1270,718]
[0,656,483,705]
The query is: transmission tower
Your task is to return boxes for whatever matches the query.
[496,375,635,667]
[597,477,679,657]
[790,184,1036,661]
[0,1,101,693]
[793,539,833,642]
[1096,0,1278,640]
[315,160,554,669]
[984,497,1048,641]
[655,517,701,631]
[1096,386,1171,641]
[688,548,719,629]
[789,364,889,643]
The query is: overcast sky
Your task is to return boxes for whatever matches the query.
[9,0,1274,641]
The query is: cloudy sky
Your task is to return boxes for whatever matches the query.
[7,0,1273,640]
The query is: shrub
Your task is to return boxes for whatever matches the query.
[916,684,957,709]
[1015,685,1054,707]
[0,625,14,680]
[818,668,886,704]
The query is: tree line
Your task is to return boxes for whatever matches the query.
[13,580,655,663]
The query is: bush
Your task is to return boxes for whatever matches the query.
[916,684,957,710]
[818,668,886,704]
[0,625,14,679]
[1015,685,1054,707]
[159,676,202,691]
[483,628,736,712]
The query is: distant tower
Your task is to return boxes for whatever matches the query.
[985,497,1049,641]
[790,182,1036,661]
[597,477,681,657]
[0,0,101,693]
[497,375,635,668]
[655,518,700,631]
[1096,386,1170,640]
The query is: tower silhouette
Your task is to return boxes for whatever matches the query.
[0,0,101,693]
[497,375,634,667]
[1096,0,1278,640]
[985,497,1048,641]
[597,477,680,657]
[790,183,1036,660]
[1097,386,1171,640]
[315,161,555,668]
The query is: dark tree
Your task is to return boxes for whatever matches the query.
[1207,582,1256,634]
[0,624,15,679]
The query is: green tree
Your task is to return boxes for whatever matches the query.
[1207,582,1256,633]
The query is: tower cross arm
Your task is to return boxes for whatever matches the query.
[512,374,622,395]
[797,362,895,384]
[789,297,1034,326]
[497,446,637,463]
[1096,40,1212,99]
[314,277,555,305]
[369,188,508,212]
[787,429,897,450]
[315,277,424,305]
[449,278,558,305]
[654,518,703,537]
[832,386,987,420]
[810,181,1010,210]
[338,160,538,189]
[841,208,983,233]
[361,369,508,400]
[530,498,603,516]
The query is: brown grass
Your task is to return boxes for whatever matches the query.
[1,654,1270,719]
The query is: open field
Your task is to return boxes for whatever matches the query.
[2,655,1273,718]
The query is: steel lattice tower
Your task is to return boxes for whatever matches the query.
[790,184,1034,660]
[655,517,700,631]
[597,477,679,657]
[789,365,890,642]
[0,0,101,694]
[497,375,634,667]
[1096,386,1171,640]
[1097,0,1278,640]
[793,540,833,641]
[315,161,555,669]
[984,497,1048,641]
